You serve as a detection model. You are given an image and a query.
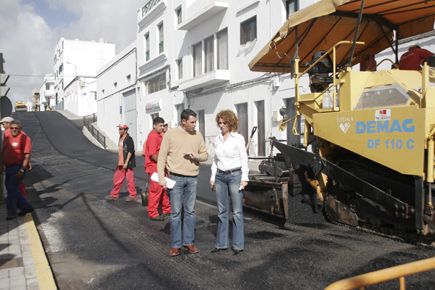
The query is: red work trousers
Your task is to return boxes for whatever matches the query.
[109,166,137,198]
[19,183,28,198]
[148,178,171,218]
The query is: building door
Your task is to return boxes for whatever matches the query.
[285,97,300,145]
[235,103,248,146]
[123,89,137,149]
[175,103,184,127]
[197,109,205,138]
[256,100,265,156]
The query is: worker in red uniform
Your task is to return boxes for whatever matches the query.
[1,120,34,220]
[106,124,137,201]
[1,117,31,199]
[145,117,171,221]
[399,45,434,70]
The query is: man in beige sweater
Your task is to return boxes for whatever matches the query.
[158,109,208,257]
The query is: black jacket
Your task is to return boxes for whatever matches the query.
[122,134,136,169]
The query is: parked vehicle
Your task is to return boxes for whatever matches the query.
[15,101,28,112]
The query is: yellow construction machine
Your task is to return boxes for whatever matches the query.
[15,101,28,112]
[250,0,435,238]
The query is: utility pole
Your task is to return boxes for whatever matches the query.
[0,52,10,202]
[0,53,4,202]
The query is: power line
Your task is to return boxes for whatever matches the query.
[9,74,78,78]
[9,74,49,77]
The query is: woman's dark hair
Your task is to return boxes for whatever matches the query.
[153,117,165,125]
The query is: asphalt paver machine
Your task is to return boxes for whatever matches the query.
[249,0,435,238]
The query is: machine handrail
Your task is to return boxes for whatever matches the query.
[292,41,364,136]
[297,41,365,109]
[325,256,435,290]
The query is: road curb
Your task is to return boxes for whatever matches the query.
[22,214,57,290]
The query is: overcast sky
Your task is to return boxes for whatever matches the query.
[0,0,143,104]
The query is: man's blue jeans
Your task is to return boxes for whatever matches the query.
[168,174,197,248]
[215,170,244,250]
[5,165,32,217]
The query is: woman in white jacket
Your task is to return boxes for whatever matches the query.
[210,110,249,255]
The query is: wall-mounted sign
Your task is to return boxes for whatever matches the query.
[145,99,161,113]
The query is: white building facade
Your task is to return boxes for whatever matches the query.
[174,0,314,156]
[96,42,138,147]
[38,74,55,111]
[97,0,312,153]
[53,38,115,116]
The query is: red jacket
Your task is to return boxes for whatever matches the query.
[399,47,433,70]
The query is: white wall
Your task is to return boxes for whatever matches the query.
[96,42,137,147]
[53,38,116,116]
[39,74,55,111]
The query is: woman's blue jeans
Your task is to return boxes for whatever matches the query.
[215,171,244,250]
[168,174,197,248]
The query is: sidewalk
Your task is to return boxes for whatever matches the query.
[0,204,56,290]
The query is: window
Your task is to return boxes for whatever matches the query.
[150,113,159,121]
[240,16,257,45]
[204,36,214,73]
[113,82,118,88]
[147,73,166,94]
[158,22,164,54]
[285,0,299,18]
[126,74,131,81]
[45,83,50,90]
[175,6,182,25]
[176,58,183,80]
[175,104,184,125]
[145,33,150,61]
[217,28,228,69]
[193,42,202,77]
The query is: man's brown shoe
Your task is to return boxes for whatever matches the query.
[169,248,181,257]
[184,244,200,254]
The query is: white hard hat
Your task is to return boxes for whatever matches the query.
[0,116,14,124]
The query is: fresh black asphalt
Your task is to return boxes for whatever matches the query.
[14,111,435,289]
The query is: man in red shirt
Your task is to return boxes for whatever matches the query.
[1,116,30,199]
[399,45,434,70]
[1,120,33,219]
[145,117,170,221]
[106,124,137,201]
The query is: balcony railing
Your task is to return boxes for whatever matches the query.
[142,0,161,17]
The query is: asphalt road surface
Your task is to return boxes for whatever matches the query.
[16,111,435,289]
